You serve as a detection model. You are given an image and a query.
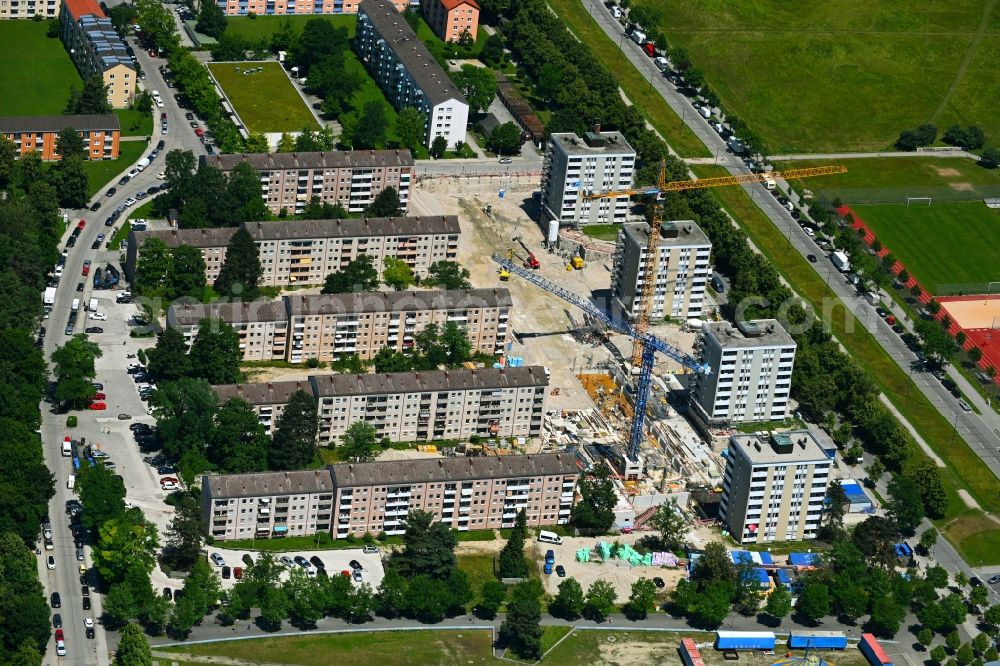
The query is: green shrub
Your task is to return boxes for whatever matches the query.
[66,416,77,427]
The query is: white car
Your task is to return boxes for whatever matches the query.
[156,172,166,180]
[804,227,816,237]
[127,168,140,178]
[84,617,94,629]
[56,640,66,656]
[47,556,56,570]
[160,124,167,134]
[124,198,137,207]
[279,556,295,568]
[155,99,164,108]
[151,90,161,98]
[89,312,107,321]
[160,481,179,490]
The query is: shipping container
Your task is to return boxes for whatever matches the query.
[680,638,706,666]
[715,631,776,650]
[788,631,848,650]
[859,634,893,666]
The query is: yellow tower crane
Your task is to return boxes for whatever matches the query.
[584,164,847,368]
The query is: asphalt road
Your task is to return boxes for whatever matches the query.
[580,0,1000,485]
[38,41,207,665]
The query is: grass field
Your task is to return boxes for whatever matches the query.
[338,52,403,150]
[83,142,146,198]
[114,109,153,138]
[414,15,487,62]
[547,0,710,158]
[208,61,320,133]
[778,157,1000,204]
[850,202,1000,294]
[944,511,1000,566]
[645,0,1000,153]
[457,554,497,604]
[0,21,82,116]
[224,14,357,41]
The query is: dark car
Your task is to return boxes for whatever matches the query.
[130,423,152,433]
[157,139,165,150]
[790,210,801,220]
[92,382,103,390]
[91,240,101,249]
[555,565,566,577]
[118,175,130,186]
[86,626,95,639]
[51,593,61,608]
[90,201,102,211]
[81,585,89,597]
[157,466,176,475]
[807,254,817,263]
[85,327,104,334]
[875,307,889,318]
[653,576,666,588]
[106,187,117,197]
[53,613,62,628]
[310,555,325,569]
[185,112,194,120]
[105,216,114,227]
[892,323,905,334]
[970,576,983,587]
[242,553,254,567]
[66,236,77,248]
[82,597,91,610]
[163,587,172,600]
[222,566,231,579]
[348,559,363,571]
[76,282,84,292]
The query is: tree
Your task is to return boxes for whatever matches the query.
[919,526,939,553]
[582,579,617,622]
[947,630,962,651]
[536,63,563,103]
[797,583,830,623]
[52,335,101,407]
[353,100,389,149]
[887,474,925,535]
[268,389,318,470]
[907,459,949,518]
[392,510,458,580]
[0,137,16,183]
[365,187,403,217]
[214,226,262,298]
[277,132,296,152]
[302,196,348,220]
[488,122,522,155]
[0,532,52,657]
[868,596,906,637]
[188,319,242,385]
[374,566,407,619]
[967,346,983,364]
[210,399,270,472]
[196,0,227,37]
[145,327,192,382]
[431,134,448,158]
[115,623,152,666]
[244,132,269,153]
[284,568,325,629]
[764,583,792,619]
[498,509,529,578]
[943,125,985,150]
[551,576,585,620]
[500,581,543,660]
[168,244,208,299]
[135,0,180,51]
[481,33,504,65]
[476,580,507,619]
[926,565,949,589]
[78,461,127,534]
[571,463,617,531]
[382,257,414,290]
[134,237,173,296]
[918,628,935,649]
[340,420,380,462]
[150,378,218,475]
[163,492,205,571]
[93,512,159,584]
[425,261,471,290]
[970,585,988,609]
[687,579,732,628]
[395,107,426,151]
[450,64,497,113]
[441,321,472,366]
[323,255,379,294]
[853,515,900,569]
[980,147,1000,169]
[972,633,990,655]
[623,578,657,620]
[648,499,688,551]
[56,127,86,161]
[957,644,974,666]
[65,75,112,115]
[931,646,948,663]
[51,155,89,208]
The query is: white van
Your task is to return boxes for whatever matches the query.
[653,56,668,71]
[71,298,80,312]
[698,106,711,119]
[67,475,76,490]
[61,439,72,456]
[88,298,98,312]
[538,530,563,545]
[630,29,646,45]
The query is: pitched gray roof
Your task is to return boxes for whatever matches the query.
[309,366,548,398]
[201,150,414,172]
[0,114,120,134]
[213,380,312,406]
[206,469,334,499]
[330,452,579,488]
[285,288,512,316]
[359,0,468,107]
[132,227,237,250]
[168,300,290,327]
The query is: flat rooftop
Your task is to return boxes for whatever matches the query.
[728,430,830,465]
[549,130,634,156]
[703,319,796,349]
[621,220,710,248]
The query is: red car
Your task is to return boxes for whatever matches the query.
[88,402,107,411]
[77,219,86,230]
[55,628,64,641]
[82,265,90,276]
[160,112,167,121]
[159,476,179,484]
[93,392,106,400]
[194,127,204,138]
[233,566,243,579]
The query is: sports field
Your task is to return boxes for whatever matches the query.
[647,0,1000,153]
[0,21,82,115]
[851,202,1000,295]
[207,61,320,133]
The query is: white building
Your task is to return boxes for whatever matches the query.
[693,319,796,425]
[719,430,831,544]
[540,127,635,227]
[356,0,469,149]
[611,220,712,321]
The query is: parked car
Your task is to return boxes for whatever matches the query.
[51,592,61,608]
[279,556,295,568]
[210,552,225,567]
[84,327,103,334]
[88,402,107,411]
[162,587,172,600]
[310,555,325,569]
[348,560,363,571]
[222,566,231,579]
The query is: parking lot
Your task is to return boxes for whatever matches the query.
[208,546,386,590]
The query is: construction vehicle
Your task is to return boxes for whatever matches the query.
[492,253,709,463]
[513,236,540,269]
[570,256,584,270]
[583,163,846,368]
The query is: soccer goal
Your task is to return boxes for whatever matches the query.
[906,197,932,206]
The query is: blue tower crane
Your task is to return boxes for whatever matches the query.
[491,253,710,462]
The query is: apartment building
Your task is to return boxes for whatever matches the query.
[167,288,511,363]
[692,319,797,425]
[0,114,120,161]
[60,0,135,108]
[212,366,548,444]
[212,380,313,433]
[214,0,408,16]
[125,216,460,286]
[611,220,712,321]
[420,0,479,43]
[202,469,335,541]
[357,0,469,149]
[719,430,832,544]
[540,127,635,227]
[0,0,58,19]
[201,151,413,216]
[202,452,579,540]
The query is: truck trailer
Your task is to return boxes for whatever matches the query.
[859,634,893,666]
[831,251,851,272]
[44,287,57,308]
[788,631,848,650]
[715,631,776,651]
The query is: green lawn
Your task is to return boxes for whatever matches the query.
[581,224,621,241]
[207,61,320,133]
[945,511,1000,566]
[224,14,357,41]
[115,109,154,138]
[692,164,999,518]
[338,51,403,149]
[850,202,1000,294]
[547,0,710,158]
[457,554,497,601]
[778,157,1000,204]
[83,141,147,198]
[414,15,487,62]
[220,532,404,552]
[0,21,82,115]
[644,0,1000,153]
[159,630,496,666]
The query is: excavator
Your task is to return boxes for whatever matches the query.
[513,236,540,269]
